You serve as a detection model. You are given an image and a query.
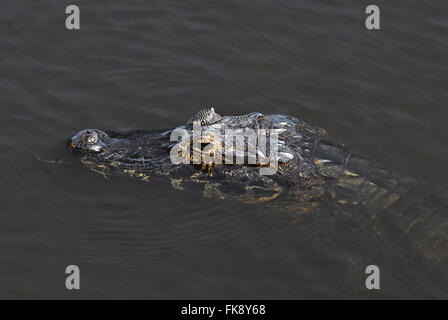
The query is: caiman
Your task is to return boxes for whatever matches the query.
[68,107,448,297]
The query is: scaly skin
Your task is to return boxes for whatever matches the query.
[69,108,448,294]
[281,132,448,289]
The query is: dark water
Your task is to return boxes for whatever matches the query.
[1,0,447,299]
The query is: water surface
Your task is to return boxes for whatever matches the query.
[0,0,447,299]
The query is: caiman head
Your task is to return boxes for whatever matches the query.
[68,108,328,203]
[69,127,179,175]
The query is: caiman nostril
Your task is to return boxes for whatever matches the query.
[82,131,99,144]
[87,135,98,144]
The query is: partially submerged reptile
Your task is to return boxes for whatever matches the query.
[69,107,448,294]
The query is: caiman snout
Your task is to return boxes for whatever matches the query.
[69,129,110,154]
